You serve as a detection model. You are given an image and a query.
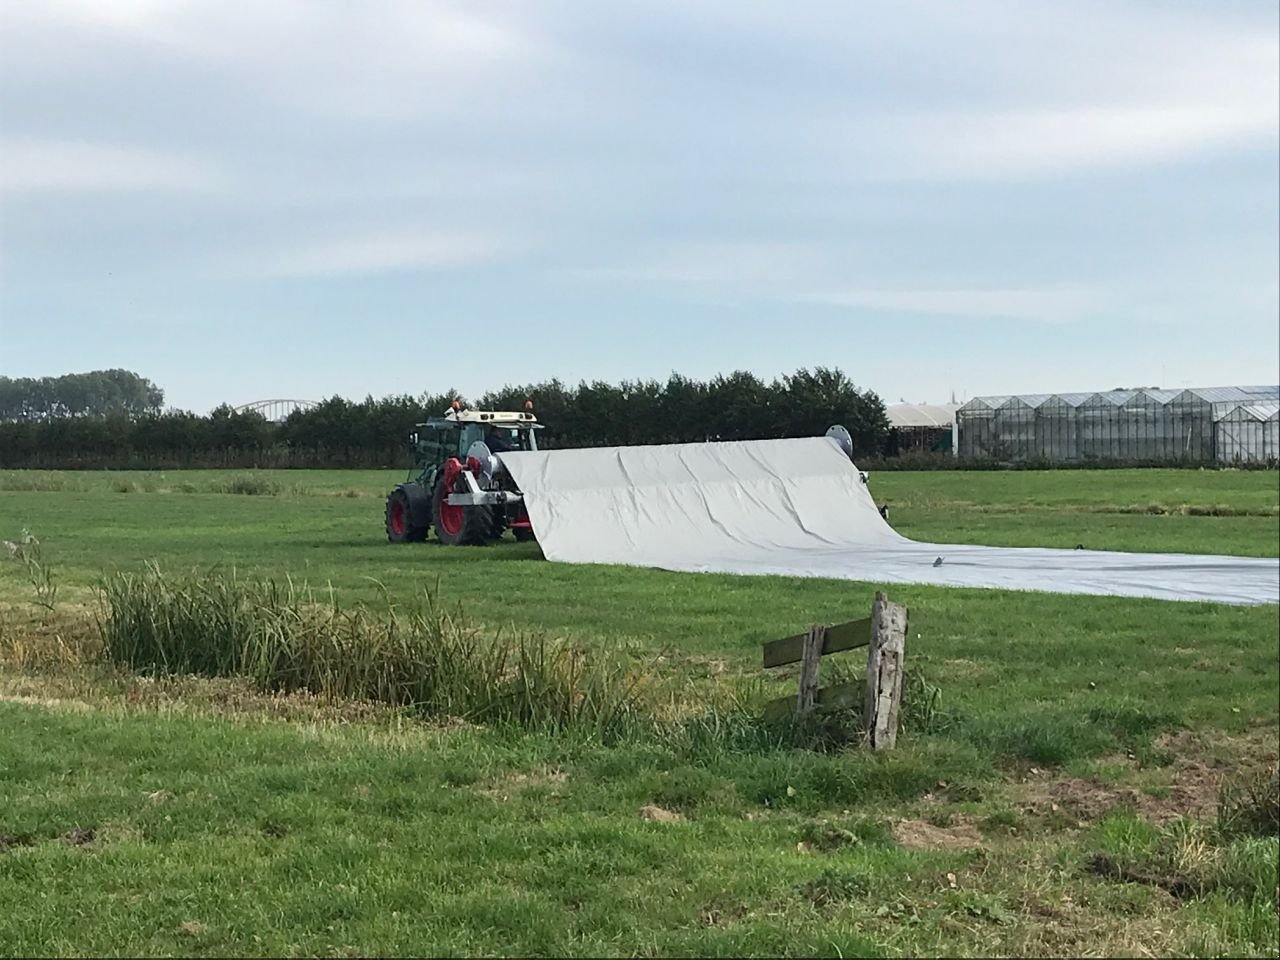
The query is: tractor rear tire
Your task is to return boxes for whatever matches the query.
[385,483,429,543]
[432,473,493,546]
[490,512,508,542]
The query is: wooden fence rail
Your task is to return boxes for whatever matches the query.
[761,592,908,750]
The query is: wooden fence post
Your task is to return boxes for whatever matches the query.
[864,591,908,750]
[794,625,825,718]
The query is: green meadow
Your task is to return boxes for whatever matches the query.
[1,468,1276,957]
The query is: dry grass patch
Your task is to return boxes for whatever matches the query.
[1007,727,1280,830]
[893,817,985,850]
[0,665,404,727]
[0,602,99,667]
[474,766,569,802]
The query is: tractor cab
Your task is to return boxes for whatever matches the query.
[442,406,541,455]
[408,408,541,487]
[387,404,543,547]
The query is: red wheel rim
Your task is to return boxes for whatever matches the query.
[437,489,463,536]
[389,499,406,536]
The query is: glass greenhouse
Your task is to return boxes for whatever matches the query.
[955,386,1280,463]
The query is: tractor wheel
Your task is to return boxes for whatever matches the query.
[513,526,537,543]
[432,473,492,546]
[385,483,429,543]
[490,512,508,541]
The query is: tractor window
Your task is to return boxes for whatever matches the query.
[480,426,522,453]
[458,424,485,453]
[416,426,453,466]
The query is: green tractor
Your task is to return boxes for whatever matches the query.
[385,404,542,546]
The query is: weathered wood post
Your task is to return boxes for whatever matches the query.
[794,625,826,718]
[864,591,908,750]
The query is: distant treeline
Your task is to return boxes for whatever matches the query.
[0,370,164,420]
[0,367,891,469]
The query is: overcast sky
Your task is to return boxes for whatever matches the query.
[1,0,1276,412]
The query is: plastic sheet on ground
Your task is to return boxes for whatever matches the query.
[496,437,1280,606]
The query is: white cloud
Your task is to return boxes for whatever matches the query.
[573,238,1102,322]
[0,138,224,194]
[800,286,1100,323]
[4,0,550,121]
[1,0,184,34]
[856,15,1280,179]
[875,98,1278,182]
[242,228,515,278]
[579,241,837,287]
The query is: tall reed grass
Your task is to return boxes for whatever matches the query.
[97,567,650,740]
[95,568,942,751]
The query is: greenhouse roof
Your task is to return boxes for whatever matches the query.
[965,385,1279,411]
[1183,386,1280,405]
[1086,391,1136,406]
[958,396,1010,411]
[1003,393,1053,408]
[1215,401,1280,422]
[1050,393,1094,406]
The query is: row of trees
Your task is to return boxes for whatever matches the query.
[0,367,891,469]
[0,370,165,420]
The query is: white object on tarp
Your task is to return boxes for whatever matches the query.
[496,437,1280,606]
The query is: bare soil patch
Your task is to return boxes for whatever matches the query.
[0,833,34,853]
[640,804,684,823]
[61,828,96,846]
[1017,727,1279,827]
[893,818,983,850]
[475,767,568,802]
[1087,853,1202,900]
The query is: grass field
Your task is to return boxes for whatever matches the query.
[1,468,1277,957]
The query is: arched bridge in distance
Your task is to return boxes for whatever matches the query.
[233,399,320,422]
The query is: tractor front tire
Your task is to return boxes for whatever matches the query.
[386,483,429,543]
[513,527,537,543]
[432,474,493,546]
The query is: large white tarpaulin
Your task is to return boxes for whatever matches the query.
[497,437,1280,606]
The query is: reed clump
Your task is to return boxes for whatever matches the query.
[97,566,649,740]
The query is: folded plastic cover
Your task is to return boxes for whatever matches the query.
[497,437,1280,605]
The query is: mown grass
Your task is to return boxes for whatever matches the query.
[2,698,1275,958]
[1,702,905,958]
[1086,810,1279,952]
[5,464,1278,514]
[0,469,369,497]
[0,467,1276,956]
[870,468,1280,514]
